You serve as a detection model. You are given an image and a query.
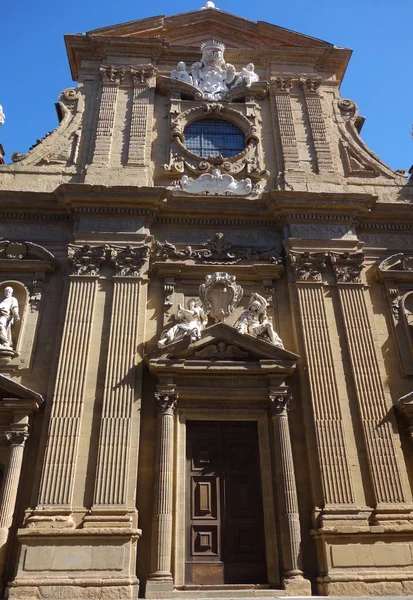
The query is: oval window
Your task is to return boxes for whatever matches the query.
[184,119,244,158]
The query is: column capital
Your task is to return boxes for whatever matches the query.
[68,244,107,276]
[330,251,365,283]
[100,65,126,84]
[300,76,321,94]
[5,428,29,446]
[289,250,327,282]
[270,76,293,94]
[109,245,149,277]
[155,387,179,416]
[269,394,291,416]
[131,64,157,87]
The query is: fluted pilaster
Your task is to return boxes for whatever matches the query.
[127,65,156,166]
[300,78,334,173]
[331,252,408,506]
[93,277,141,507]
[38,275,98,508]
[92,66,125,164]
[289,251,355,507]
[270,77,301,172]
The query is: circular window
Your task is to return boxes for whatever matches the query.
[184,119,245,158]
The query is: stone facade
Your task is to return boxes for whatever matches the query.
[0,6,412,600]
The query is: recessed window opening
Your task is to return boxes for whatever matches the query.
[184,119,245,158]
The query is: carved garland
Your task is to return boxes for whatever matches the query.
[164,103,268,180]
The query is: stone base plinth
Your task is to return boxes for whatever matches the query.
[282,575,312,596]
[8,581,139,600]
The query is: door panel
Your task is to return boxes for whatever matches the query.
[186,421,267,585]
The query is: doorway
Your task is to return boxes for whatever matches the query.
[185,421,267,585]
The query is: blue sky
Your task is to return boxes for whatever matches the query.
[1,0,411,170]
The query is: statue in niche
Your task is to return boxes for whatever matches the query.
[0,287,20,349]
[235,292,283,348]
[158,298,208,348]
[171,61,193,85]
[233,63,259,88]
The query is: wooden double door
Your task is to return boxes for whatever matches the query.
[186,421,267,585]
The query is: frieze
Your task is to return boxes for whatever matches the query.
[152,228,281,249]
[0,223,70,241]
[359,233,413,249]
[153,232,282,264]
[290,223,357,241]
[194,343,248,360]
[76,217,147,234]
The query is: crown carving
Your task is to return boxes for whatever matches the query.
[200,39,226,53]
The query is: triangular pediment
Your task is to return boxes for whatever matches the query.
[152,322,299,363]
[86,9,333,50]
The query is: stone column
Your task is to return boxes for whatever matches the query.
[288,251,356,508]
[270,77,301,172]
[92,65,125,165]
[330,252,409,513]
[36,245,105,516]
[92,246,148,515]
[270,394,311,596]
[147,386,178,592]
[300,78,334,173]
[0,427,29,585]
[128,65,156,167]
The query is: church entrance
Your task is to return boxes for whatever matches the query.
[185,421,267,585]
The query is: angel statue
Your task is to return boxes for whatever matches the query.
[0,287,20,349]
[158,298,208,348]
[233,63,259,88]
[0,105,4,127]
[235,292,283,348]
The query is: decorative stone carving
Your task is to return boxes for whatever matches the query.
[171,62,193,85]
[154,391,179,416]
[330,251,364,283]
[396,391,413,444]
[68,244,107,276]
[289,251,327,281]
[269,393,291,416]
[158,299,208,348]
[235,292,283,347]
[300,77,321,94]
[233,63,259,89]
[131,64,157,85]
[194,342,248,359]
[270,77,293,94]
[109,245,149,277]
[0,105,4,127]
[0,240,58,264]
[169,41,264,101]
[0,287,20,357]
[199,272,243,323]
[172,169,258,196]
[154,232,282,264]
[100,65,126,84]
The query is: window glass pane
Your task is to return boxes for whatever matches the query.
[184,119,244,158]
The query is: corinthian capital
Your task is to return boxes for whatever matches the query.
[109,245,149,277]
[131,65,157,86]
[100,65,126,84]
[5,429,29,446]
[155,392,179,416]
[330,251,365,283]
[269,394,291,416]
[300,77,321,94]
[68,244,107,276]
[270,77,293,94]
[289,250,327,282]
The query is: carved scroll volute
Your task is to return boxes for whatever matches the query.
[199,272,243,323]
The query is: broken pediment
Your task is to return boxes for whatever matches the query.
[149,322,299,379]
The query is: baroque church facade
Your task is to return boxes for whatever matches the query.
[0,4,413,599]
